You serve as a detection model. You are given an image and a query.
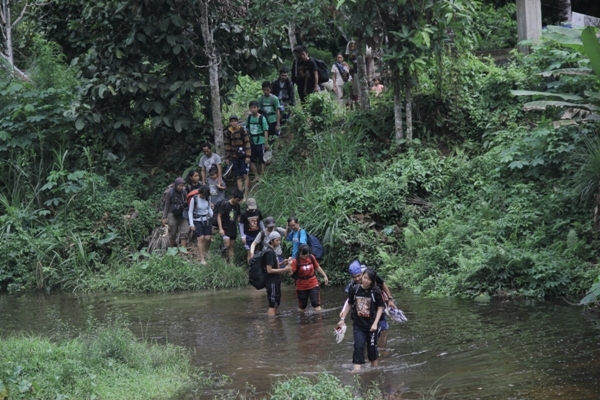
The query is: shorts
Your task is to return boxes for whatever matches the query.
[244,235,257,250]
[192,220,212,237]
[222,225,237,240]
[250,143,264,164]
[232,159,249,177]
[267,121,279,137]
[296,286,321,310]
[266,282,282,308]
[378,314,389,332]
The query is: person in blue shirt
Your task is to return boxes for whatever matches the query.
[285,216,307,258]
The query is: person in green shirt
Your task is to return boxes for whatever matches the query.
[258,81,281,137]
[246,101,270,180]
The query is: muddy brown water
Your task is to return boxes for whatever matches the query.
[1,285,600,399]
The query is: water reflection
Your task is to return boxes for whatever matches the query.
[1,286,600,399]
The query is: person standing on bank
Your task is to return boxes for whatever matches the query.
[199,142,222,185]
[285,216,307,258]
[239,198,265,262]
[249,216,287,268]
[331,53,349,103]
[289,244,329,312]
[291,45,319,103]
[188,185,213,265]
[162,177,189,248]
[264,231,292,317]
[216,189,243,262]
[337,268,385,372]
[246,101,269,181]
[223,115,251,200]
[258,81,281,137]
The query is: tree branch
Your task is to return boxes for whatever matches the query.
[0,51,32,82]
[11,0,29,28]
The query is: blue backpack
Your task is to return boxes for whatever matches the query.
[296,229,324,260]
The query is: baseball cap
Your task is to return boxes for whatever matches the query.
[246,198,257,211]
[229,115,239,121]
[268,231,281,241]
[348,260,362,276]
[264,216,276,227]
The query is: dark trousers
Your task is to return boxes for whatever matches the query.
[352,325,379,365]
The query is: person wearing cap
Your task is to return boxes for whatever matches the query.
[264,230,292,317]
[161,177,189,248]
[216,189,244,262]
[239,198,265,262]
[223,114,251,200]
[339,260,396,350]
[249,216,287,267]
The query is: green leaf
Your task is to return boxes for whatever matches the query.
[511,90,584,101]
[421,31,430,47]
[174,119,183,133]
[75,117,85,131]
[523,100,595,111]
[581,26,600,78]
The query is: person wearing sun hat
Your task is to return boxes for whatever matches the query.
[264,230,292,317]
[339,260,397,350]
[239,198,265,262]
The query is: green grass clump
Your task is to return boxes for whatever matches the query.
[0,323,214,399]
[87,249,248,292]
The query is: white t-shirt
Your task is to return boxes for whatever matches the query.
[199,153,221,173]
[331,63,347,85]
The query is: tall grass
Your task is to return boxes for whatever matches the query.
[0,320,214,400]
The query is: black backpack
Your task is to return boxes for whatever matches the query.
[293,229,325,260]
[247,248,273,290]
[313,59,329,84]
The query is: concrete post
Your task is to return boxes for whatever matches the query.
[516,0,542,55]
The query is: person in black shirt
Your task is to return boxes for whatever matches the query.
[271,67,295,108]
[337,268,385,372]
[216,189,243,262]
[264,231,292,317]
[291,45,319,103]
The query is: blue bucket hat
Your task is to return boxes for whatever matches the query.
[348,260,362,276]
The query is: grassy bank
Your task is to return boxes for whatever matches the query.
[0,322,215,400]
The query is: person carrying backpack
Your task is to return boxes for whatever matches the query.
[289,244,329,312]
[340,260,397,351]
[285,216,307,258]
[291,45,319,103]
[188,185,213,265]
[337,268,385,372]
[258,81,281,137]
[246,101,270,181]
[161,177,189,248]
[249,216,287,267]
[264,231,292,317]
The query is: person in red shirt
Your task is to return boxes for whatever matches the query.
[289,244,329,312]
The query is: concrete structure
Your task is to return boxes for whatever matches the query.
[571,12,600,28]
[516,0,542,55]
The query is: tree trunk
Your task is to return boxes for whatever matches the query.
[200,4,224,155]
[393,80,403,144]
[1,0,14,68]
[404,71,413,140]
[0,0,31,82]
[288,21,297,53]
[355,35,370,111]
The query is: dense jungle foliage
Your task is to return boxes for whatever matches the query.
[1,0,600,308]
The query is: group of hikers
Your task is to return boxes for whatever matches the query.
[159,43,397,371]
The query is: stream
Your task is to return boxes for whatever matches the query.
[1,285,600,399]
